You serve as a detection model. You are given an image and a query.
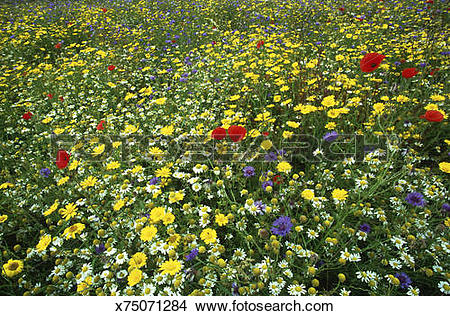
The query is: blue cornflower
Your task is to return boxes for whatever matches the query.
[359,223,371,234]
[185,248,199,261]
[394,272,412,289]
[40,168,51,178]
[243,166,255,177]
[323,131,339,142]
[405,192,426,207]
[271,216,293,237]
[262,180,273,191]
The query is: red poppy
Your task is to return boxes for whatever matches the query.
[54,42,61,49]
[420,110,444,122]
[55,150,70,169]
[171,40,176,43]
[425,0,433,3]
[273,175,283,185]
[211,127,227,140]
[430,68,439,76]
[256,40,264,49]
[47,93,53,99]
[97,120,106,130]
[22,111,33,120]
[338,7,345,12]
[262,132,269,136]
[108,65,116,71]
[59,96,64,102]
[360,53,385,72]
[212,41,216,45]
[101,8,107,13]
[402,68,418,78]
[227,125,246,142]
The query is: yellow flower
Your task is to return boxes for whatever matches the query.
[332,189,348,202]
[43,200,59,216]
[150,207,165,223]
[149,147,164,159]
[273,95,282,102]
[128,268,142,286]
[0,215,7,223]
[155,166,172,178]
[36,235,52,252]
[106,161,120,170]
[373,103,385,114]
[140,225,157,241]
[123,124,138,134]
[325,122,336,130]
[261,139,273,150]
[439,162,450,173]
[200,228,217,244]
[41,117,53,124]
[321,95,336,107]
[430,95,445,102]
[59,202,78,220]
[57,176,69,186]
[129,252,147,269]
[80,176,98,189]
[54,128,65,135]
[168,191,184,203]
[396,95,409,103]
[215,214,228,226]
[301,189,315,200]
[92,144,105,156]
[167,234,181,248]
[154,97,167,105]
[277,161,292,173]
[282,130,293,139]
[0,182,14,189]
[68,160,79,170]
[62,223,85,239]
[77,276,92,295]
[229,95,240,101]
[286,121,300,128]
[159,259,182,276]
[444,218,450,227]
[131,165,143,174]
[160,125,174,136]
[2,259,24,277]
[113,199,125,211]
[96,50,107,58]
[335,54,344,61]
[163,212,175,225]
[124,92,137,101]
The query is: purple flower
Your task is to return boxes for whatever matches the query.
[442,203,450,213]
[394,272,412,289]
[405,192,426,207]
[232,283,239,296]
[323,131,338,142]
[271,216,293,237]
[264,152,278,161]
[262,180,273,191]
[253,201,266,214]
[149,177,161,185]
[359,223,371,233]
[40,168,51,177]
[185,248,199,261]
[95,243,106,254]
[243,166,255,177]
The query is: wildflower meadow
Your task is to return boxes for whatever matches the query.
[0,0,449,298]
